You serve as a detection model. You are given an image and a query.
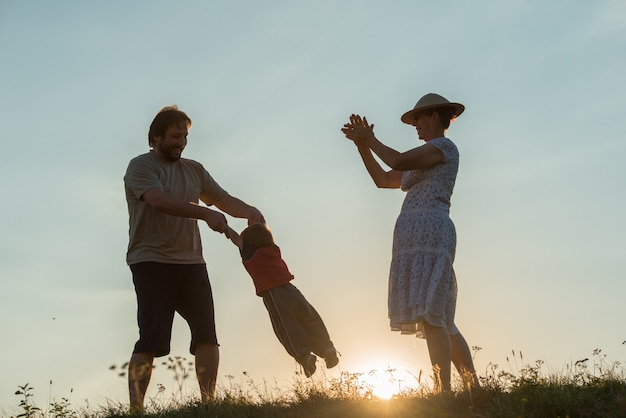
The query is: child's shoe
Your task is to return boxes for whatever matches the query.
[324,348,339,369]
[298,353,317,378]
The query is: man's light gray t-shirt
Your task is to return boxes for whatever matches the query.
[124,151,227,265]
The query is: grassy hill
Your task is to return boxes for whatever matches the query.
[7,349,626,418]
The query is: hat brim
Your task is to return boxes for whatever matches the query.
[401,103,465,125]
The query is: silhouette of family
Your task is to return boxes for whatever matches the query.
[123,94,480,412]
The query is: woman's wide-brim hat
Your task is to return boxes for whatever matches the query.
[400,93,465,125]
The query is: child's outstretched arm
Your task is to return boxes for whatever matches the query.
[225,226,243,249]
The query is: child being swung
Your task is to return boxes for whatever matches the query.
[227,223,339,377]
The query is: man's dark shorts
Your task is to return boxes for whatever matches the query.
[131,262,218,357]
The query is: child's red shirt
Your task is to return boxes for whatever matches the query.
[242,245,294,295]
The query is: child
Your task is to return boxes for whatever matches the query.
[226,223,339,377]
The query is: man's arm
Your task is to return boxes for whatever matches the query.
[213,194,265,225]
[142,187,229,233]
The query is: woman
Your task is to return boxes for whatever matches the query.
[341,93,479,392]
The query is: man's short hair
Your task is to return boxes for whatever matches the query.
[148,105,192,147]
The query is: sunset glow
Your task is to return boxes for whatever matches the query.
[354,366,422,400]
[2,1,625,411]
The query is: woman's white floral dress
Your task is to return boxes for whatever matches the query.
[388,137,460,338]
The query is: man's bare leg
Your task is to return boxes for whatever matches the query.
[194,343,219,402]
[128,351,155,413]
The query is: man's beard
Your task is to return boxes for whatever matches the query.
[158,144,183,162]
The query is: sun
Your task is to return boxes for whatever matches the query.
[357,368,410,400]
[370,378,398,400]
[347,357,426,400]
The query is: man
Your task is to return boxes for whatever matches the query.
[124,106,264,412]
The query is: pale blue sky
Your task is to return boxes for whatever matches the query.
[1,0,625,413]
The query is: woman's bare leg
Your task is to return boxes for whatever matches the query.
[450,331,480,389]
[423,322,452,392]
